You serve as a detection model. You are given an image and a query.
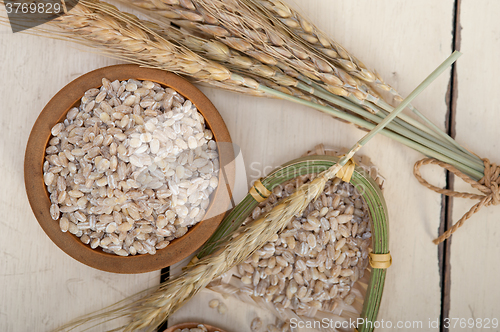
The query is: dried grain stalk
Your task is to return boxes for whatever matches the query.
[112,1,482,178]
[249,0,476,158]
[2,0,483,176]
[52,160,348,332]
[7,0,267,96]
[118,0,485,178]
[0,0,483,176]
[120,0,374,100]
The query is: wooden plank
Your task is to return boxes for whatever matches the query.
[0,26,159,331]
[449,0,500,329]
[0,0,456,330]
[170,1,455,330]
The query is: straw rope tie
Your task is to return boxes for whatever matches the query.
[369,252,392,269]
[249,178,271,202]
[305,145,357,183]
[414,158,500,244]
[336,157,356,183]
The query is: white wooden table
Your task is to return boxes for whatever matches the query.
[0,1,498,331]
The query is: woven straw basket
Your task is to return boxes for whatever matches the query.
[202,146,390,332]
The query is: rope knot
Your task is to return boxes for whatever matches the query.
[414,158,500,244]
[481,159,500,205]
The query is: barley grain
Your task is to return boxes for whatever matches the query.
[235,172,371,313]
[43,78,219,256]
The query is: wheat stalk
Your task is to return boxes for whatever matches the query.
[5,0,440,156]
[24,0,416,142]
[52,164,336,331]
[2,0,484,175]
[20,0,482,170]
[25,0,355,115]
[2,0,480,173]
[231,0,482,165]
[4,0,481,178]
[145,16,485,175]
[123,0,391,114]
[250,0,478,159]
[31,0,268,97]
[120,0,374,99]
[119,0,484,172]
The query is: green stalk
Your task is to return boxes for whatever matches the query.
[295,68,483,168]
[296,82,484,173]
[301,79,483,169]
[347,51,461,155]
[257,85,482,179]
[367,101,482,166]
[368,106,482,169]
[375,98,483,163]
[299,75,457,152]
[294,74,483,172]
[356,51,459,145]
[353,95,445,142]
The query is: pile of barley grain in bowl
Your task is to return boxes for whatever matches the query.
[236,174,371,316]
[43,78,219,256]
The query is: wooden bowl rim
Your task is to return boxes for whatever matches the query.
[163,322,227,332]
[24,64,234,273]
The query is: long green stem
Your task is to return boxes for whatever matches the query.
[367,101,482,165]
[367,104,483,169]
[365,95,451,143]
[294,81,484,174]
[353,96,459,151]
[296,75,483,171]
[303,79,483,169]
[301,75,457,152]
[301,80,430,144]
[356,96,445,141]
[376,98,483,162]
[255,83,484,180]
[355,52,461,148]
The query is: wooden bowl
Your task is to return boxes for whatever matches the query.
[164,322,227,332]
[24,64,234,273]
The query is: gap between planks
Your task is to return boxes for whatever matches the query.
[159,266,170,331]
[441,0,462,331]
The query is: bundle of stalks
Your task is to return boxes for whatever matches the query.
[119,0,486,180]
[2,0,486,180]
